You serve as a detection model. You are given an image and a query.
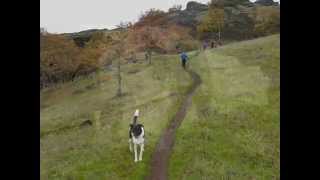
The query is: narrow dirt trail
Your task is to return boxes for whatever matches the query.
[146,68,202,180]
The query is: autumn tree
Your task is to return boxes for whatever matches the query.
[135,9,167,27]
[85,32,108,49]
[40,31,111,89]
[128,26,164,64]
[251,6,280,36]
[127,23,195,62]
[40,34,82,87]
[197,0,224,41]
[130,8,196,60]
[105,22,132,96]
[161,24,196,52]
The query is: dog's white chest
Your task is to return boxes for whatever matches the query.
[132,127,144,145]
[132,135,144,145]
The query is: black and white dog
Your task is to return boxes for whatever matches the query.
[128,109,145,162]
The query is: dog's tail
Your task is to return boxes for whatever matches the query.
[133,109,139,125]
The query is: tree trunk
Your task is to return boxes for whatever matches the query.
[96,68,101,86]
[116,58,122,97]
[71,68,80,82]
[145,52,148,62]
[218,25,221,41]
[148,50,152,65]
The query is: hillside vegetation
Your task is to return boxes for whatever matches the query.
[41,34,279,179]
[40,55,192,179]
[40,0,279,89]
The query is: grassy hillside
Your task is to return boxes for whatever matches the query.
[40,56,192,179]
[40,34,279,179]
[169,34,280,179]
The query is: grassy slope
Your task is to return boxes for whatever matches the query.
[169,34,280,179]
[41,34,279,180]
[40,55,192,179]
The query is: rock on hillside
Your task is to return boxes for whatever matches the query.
[64,28,109,39]
[167,1,254,28]
[59,0,279,45]
[255,0,279,6]
[62,28,109,47]
[186,1,208,11]
[166,1,207,28]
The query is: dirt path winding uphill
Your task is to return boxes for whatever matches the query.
[147,69,202,180]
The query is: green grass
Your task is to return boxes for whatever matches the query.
[40,56,192,179]
[41,34,279,179]
[168,34,280,179]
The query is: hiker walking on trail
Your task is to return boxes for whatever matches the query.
[211,40,215,48]
[180,51,188,69]
[145,52,149,61]
[203,40,208,50]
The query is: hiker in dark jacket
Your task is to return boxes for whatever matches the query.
[145,52,148,61]
[203,41,208,50]
[211,40,215,48]
[180,51,188,69]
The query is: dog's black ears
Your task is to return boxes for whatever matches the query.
[129,123,143,129]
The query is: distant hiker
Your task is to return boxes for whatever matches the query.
[211,41,215,48]
[180,51,188,69]
[131,52,137,63]
[203,41,208,50]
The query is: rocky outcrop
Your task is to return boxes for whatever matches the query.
[166,1,209,31]
[59,0,279,45]
[255,0,279,6]
[63,28,109,47]
[223,0,254,7]
[186,1,208,11]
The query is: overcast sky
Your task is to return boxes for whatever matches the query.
[40,0,279,34]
